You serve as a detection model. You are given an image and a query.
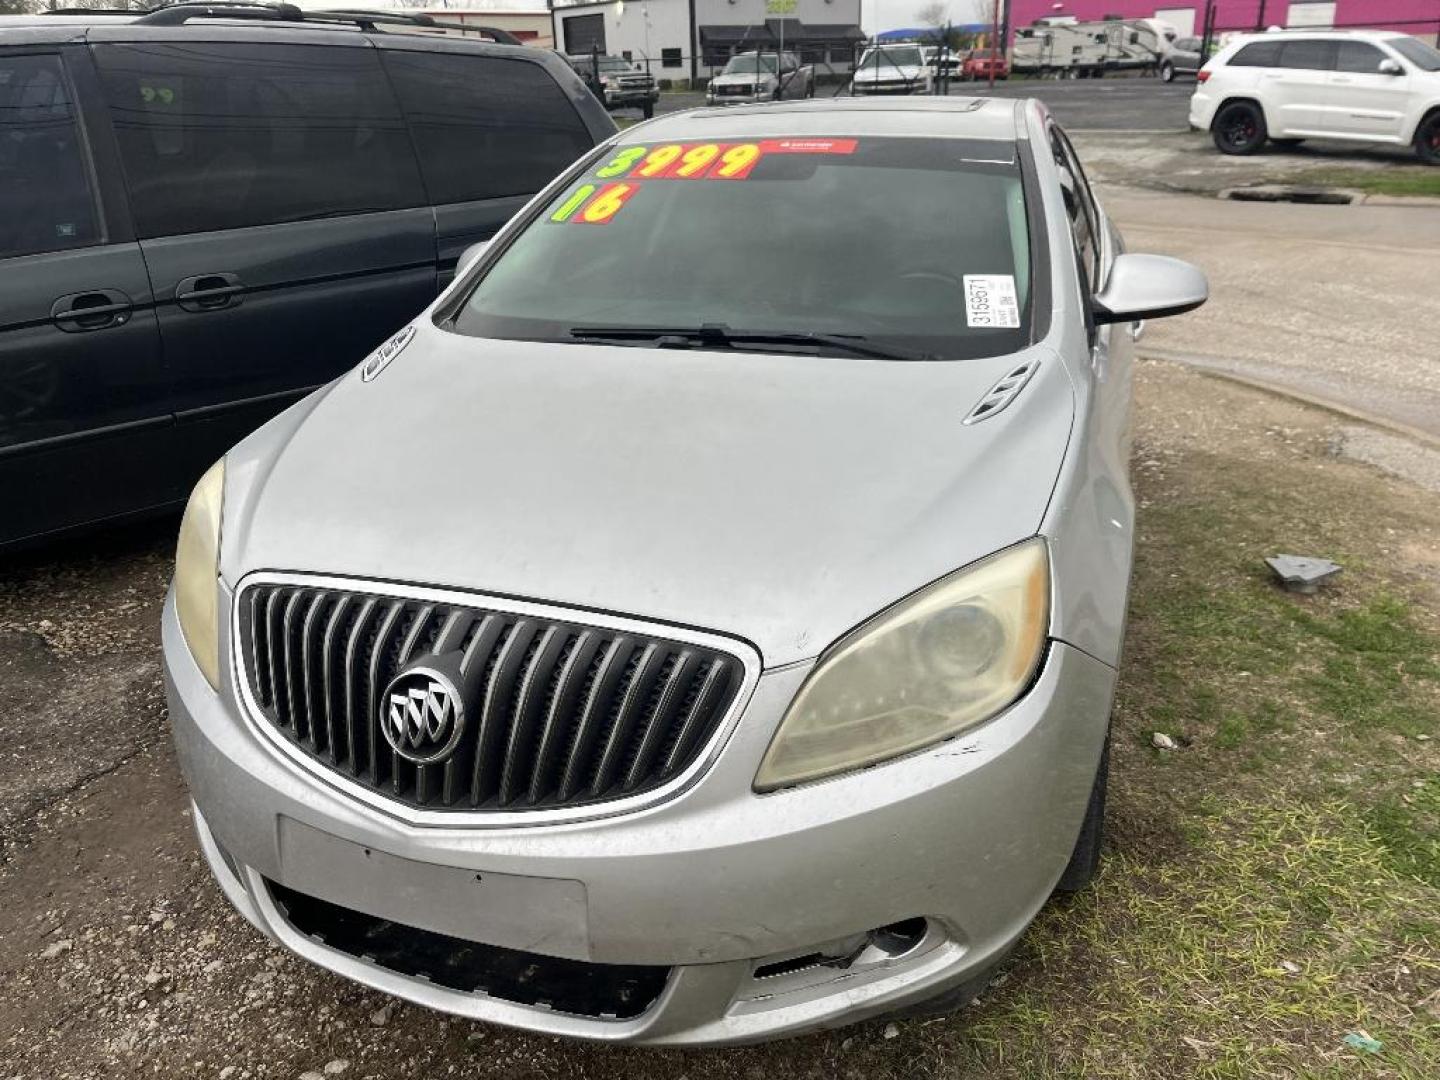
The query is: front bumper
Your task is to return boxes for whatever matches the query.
[852,81,927,96]
[164,586,1114,1044]
[603,89,658,107]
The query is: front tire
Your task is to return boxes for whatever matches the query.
[1054,738,1109,893]
[1416,112,1440,166]
[642,99,654,119]
[1160,61,1175,82]
[1212,100,1267,155]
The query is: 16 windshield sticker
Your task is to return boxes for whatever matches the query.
[550,138,858,224]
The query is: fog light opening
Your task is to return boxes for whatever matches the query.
[868,917,928,958]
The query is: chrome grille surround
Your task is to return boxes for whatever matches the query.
[230,572,761,827]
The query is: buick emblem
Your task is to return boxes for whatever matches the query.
[381,667,465,764]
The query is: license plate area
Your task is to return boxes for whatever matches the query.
[276,817,589,959]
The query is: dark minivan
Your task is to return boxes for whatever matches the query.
[0,4,613,549]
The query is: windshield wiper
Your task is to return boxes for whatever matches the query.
[568,324,931,362]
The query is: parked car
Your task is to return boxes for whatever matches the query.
[1191,29,1440,163]
[164,94,1207,1044]
[852,43,932,94]
[0,3,612,550]
[1160,35,1206,82]
[564,52,659,118]
[706,50,814,105]
[923,44,964,83]
[962,47,1009,81]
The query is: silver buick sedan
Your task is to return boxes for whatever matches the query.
[162,97,1206,1045]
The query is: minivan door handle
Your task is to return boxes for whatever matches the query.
[50,289,133,332]
[175,273,244,312]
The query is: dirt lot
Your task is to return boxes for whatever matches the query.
[3,357,1438,1080]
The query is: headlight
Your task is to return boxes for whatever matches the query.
[174,458,225,690]
[754,539,1049,791]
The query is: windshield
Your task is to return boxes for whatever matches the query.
[722,55,779,74]
[452,136,1034,362]
[860,47,923,69]
[1389,36,1440,72]
[596,57,634,72]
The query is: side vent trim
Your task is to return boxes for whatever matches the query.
[962,359,1040,425]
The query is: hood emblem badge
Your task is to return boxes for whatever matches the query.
[381,665,465,764]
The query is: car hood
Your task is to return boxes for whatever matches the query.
[712,72,772,86]
[223,328,1074,668]
[855,64,926,80]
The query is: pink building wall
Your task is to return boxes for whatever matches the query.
[1007,1,1440,40]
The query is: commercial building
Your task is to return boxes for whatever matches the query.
[550,0,864,82]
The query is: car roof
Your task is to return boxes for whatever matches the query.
[0,10,521,48]
[1227,27,1401,44]
[621,97,1025,144]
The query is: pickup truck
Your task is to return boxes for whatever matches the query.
[565,53,660,118]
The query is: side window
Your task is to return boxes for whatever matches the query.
[1276,39,1335,71]
[0,52,99,259]
[383,52,594,206]
[1335,41,1386,74]
[1229,40,1282,67]
[93,42,425,238]
[1049,128,1101,292]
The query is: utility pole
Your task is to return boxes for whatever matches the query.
[1254,0,1268,33]
[688,0,698,86]
[1200,0,1216,68]
[989,0,999,89]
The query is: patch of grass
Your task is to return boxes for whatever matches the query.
[1365,777,1440,889]
[955,799,1440,1078]
[1296,169,1440,199]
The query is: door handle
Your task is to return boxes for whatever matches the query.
[1333,76,1353,83]
[175,273,244,312]
[50,289,133,332]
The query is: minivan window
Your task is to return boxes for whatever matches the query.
[453,136,1034,361]
[0,53,98,259]
[93,42,425,237]
[1228,40,1282,67]
[1335,41,1388,73]
[1389,36,1440,72]
[383,53,594,205]
[1276,39,1335,71]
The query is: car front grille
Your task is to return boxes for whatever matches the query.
[268,880,670,1019]
[236,582,745,813]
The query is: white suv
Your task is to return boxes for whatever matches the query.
[1189,30,1440,164]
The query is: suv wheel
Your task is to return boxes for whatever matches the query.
[1159,61,1175,82]
[642,99,654,120]
[1213,100,1267,155]
[1417,112,1440,166]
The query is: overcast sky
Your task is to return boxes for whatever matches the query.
[861,0,997,36]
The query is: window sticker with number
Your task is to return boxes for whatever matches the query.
[963,275,1020,329]
[551,138,861,223]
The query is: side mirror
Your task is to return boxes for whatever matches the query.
[1378,57,1403,75]
[1093,253,1207,325]
[457,240,490,273]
